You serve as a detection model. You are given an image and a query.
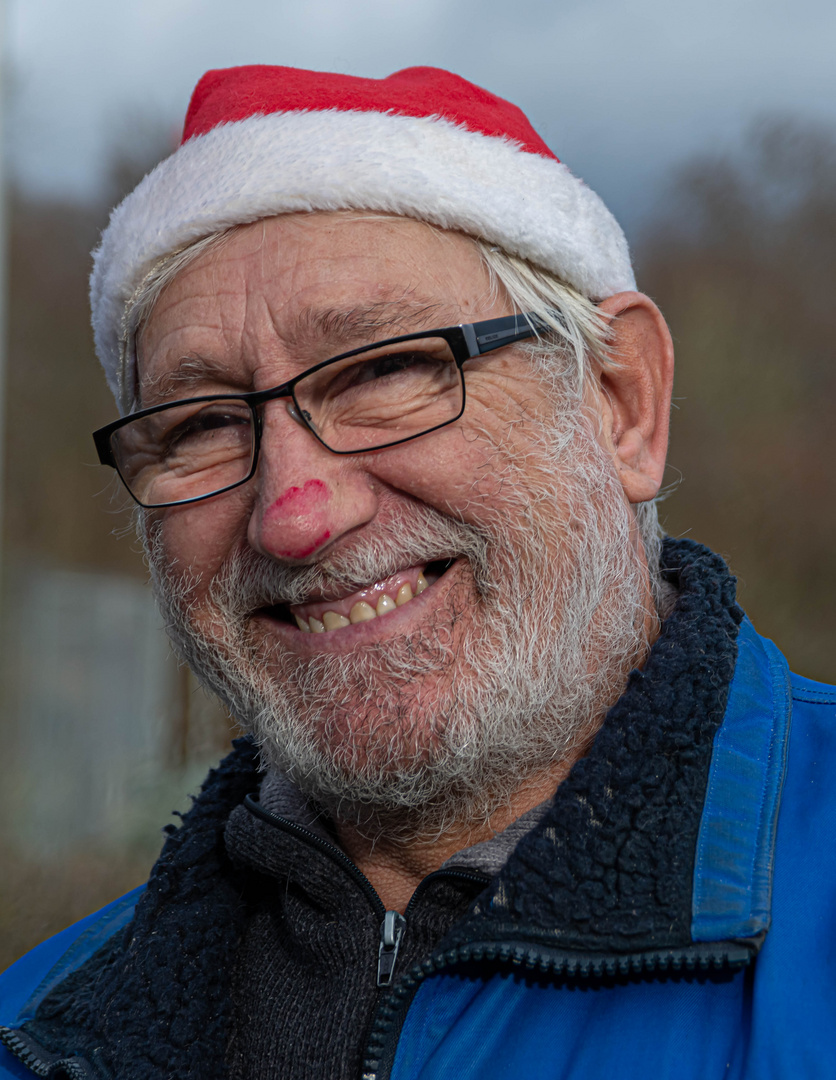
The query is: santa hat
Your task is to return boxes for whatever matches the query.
[91,65,636,412]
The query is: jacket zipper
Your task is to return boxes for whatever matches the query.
[244,795,490,989]
[375,867,489,987]
[376,911,406,987]
[360,935,761,1080]
[0,1025,99,1079]
[247,792,418,988]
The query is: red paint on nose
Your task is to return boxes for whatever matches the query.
[266,478,329,516]
[261,479,332,560]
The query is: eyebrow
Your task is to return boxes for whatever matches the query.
[141,295,457,403]
[288,295,452,351]
[146,356,237,402]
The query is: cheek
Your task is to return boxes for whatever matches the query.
[367,430,487,507]
[158,494,251,581]
[369,422,521,516]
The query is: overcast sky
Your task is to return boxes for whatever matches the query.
[6,0,836,239]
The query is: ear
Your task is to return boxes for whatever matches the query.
[590,292,674,504]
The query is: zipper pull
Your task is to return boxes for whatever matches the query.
[377,910,407,987]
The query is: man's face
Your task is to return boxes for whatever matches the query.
[138,213,649,830]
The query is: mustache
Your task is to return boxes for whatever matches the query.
[204,503,493,613]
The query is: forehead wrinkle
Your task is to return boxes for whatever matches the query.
[139,294,461,405]
[282,294,456,354]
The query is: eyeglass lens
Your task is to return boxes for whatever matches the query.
[111,398,256,506]
[110,336,464,507]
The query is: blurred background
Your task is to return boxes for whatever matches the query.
[1,0,834,967]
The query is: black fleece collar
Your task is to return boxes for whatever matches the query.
[19,538,742,1079]
[451,537,744,953]
[20,739,259,1080]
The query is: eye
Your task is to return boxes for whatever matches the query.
[367,351,437,379]
[324,350,447,397]
[160,402,251,453]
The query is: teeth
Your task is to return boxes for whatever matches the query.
[294,568,444,633]
[376,594,396,615]
[349,601,377,624]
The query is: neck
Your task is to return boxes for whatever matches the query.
[332,757,581,912]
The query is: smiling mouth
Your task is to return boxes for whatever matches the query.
[260,559,456,634]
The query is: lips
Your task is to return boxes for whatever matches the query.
[284,561,451,633]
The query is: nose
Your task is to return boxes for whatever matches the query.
[247,402,378,563]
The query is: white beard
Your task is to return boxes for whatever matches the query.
[145,408,653,841]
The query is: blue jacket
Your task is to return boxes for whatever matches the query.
[384,621,836,1079]
[2,544,835,1078]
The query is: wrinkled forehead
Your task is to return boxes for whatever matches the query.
[134,213,493,400]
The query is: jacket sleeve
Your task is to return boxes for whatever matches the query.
[0,886,145,1077]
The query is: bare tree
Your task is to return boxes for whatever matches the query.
[639,116,836,681]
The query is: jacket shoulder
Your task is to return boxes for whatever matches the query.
[789,671,836,706]
[786,669,836,756]
[0,886,144,1030]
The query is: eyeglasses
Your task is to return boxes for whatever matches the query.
[93,312,542,508]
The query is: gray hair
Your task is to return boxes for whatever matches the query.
[126,218,664,603]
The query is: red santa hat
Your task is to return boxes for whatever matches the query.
[91,65,636,411]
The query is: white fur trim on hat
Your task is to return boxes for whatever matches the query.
[91,108,636,412]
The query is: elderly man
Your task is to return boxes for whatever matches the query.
[2,65,835,1080]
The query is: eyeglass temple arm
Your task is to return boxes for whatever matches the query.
[461,314,546,358]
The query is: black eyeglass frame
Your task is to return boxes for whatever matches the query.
[93,312,544,508]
